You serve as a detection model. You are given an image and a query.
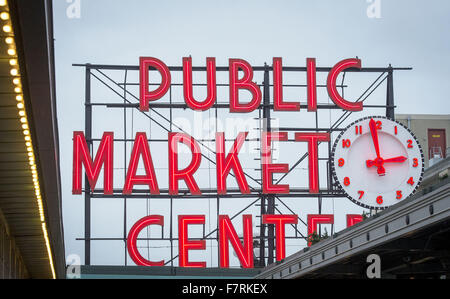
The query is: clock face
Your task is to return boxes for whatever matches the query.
[332,116,424,209]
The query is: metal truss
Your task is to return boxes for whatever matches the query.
[74,61,411,267]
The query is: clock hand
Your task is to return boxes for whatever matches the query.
[369,118,381,159]
[368,119,385,175]
[366,156,407,167]
[383,156,407,163]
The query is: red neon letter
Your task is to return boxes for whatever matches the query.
[127,215,164,266]
[72,131,113,195]
[216,132,250,194]
[262,132,289,194]
[346,214,364,227]
[139,57,171,111]
[178,215,206,268]
[307,214,334,246]
[307,58,317,111]
[183,57,216,111]
[295,133,330,193]
[123,132,159,195]
[327,58,363,111]
[219,215,253,268]
[229,59,262,113]
[262,214,298,261]
[273,57,300,111]
[169,133,202,195]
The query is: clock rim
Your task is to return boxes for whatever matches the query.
[331,115,425,210]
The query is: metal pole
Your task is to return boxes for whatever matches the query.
[386,65,395,120]
[123,69,128,266]
[262,63,275,265]
[84,65,92,265]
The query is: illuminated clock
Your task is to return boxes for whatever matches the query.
[332,116,424,209]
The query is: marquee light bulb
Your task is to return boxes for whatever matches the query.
[3,24,11,33]
[13,78,20,85]
[25,135,31,141]
[9,59,17,65]
[23,130,30,136]
[10,68,18,76]
[18,110,25,116]
[7,48,15,55]
[0,0,6,6]
[20,117,26,123]
[14,87,21,93]
[5,37,13,44]
[17,102,24,109]
[0,12,9,20]
[16,95,23,101]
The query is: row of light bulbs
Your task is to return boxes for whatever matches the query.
[0,0,56,279]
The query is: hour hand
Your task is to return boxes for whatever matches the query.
[383,156,407,163]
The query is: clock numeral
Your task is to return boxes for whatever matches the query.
[394,126,398,135]
[396,190,402,200]
[342,139,351,148]
[407,139,413,148]
[413,158,418,167]
[375,120,382,130]
[358,190,364,199]
[338,158,345,167]
[355,125,363,135]
[407,177,415,186]
[376,196,383,205]
[343,177,350,186]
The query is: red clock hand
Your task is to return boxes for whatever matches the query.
[383,156,407,163]
[367,156,407,168]
[369,119,381,159]
[368,119,385,175]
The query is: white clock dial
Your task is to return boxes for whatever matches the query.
[332,116,424,209]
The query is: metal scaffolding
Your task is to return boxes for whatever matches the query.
[73,61,411,267]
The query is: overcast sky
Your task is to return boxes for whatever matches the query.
[52,0,450,267]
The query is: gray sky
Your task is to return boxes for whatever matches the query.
[53,0,450,267]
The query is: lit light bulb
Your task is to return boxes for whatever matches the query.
[14,86,21,93]
[3,25,11,33]
[13,78,20,85]
[17,102,24,109]
[20,117,27,123]
[7,48,15,55]
[10,68,18,76]
[0,0,7,6]
[0,12,9,20]
[9,59,16,65]
[18,110,25,116]
[16,95,23,101]
[5,37,13,44]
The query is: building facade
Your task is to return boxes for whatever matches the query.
[396,114,450,168]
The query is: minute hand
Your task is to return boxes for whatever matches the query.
[368,119,385,175]
[369,119,381,159]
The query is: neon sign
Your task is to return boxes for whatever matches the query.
[73,57,409,268]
